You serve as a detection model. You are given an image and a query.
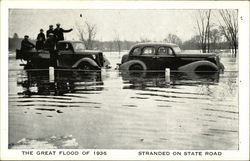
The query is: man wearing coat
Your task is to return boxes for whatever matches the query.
[53,23,73,42]
[44,33,57,67]
[36,29,45,50]
[46,25,54,38]
[21,35,35,51]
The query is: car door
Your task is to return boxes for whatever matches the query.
[57,42,77,67]
[155,46,178,70]
[130,46,157,70]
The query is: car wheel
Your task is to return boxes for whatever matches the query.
[119,60,147,71]
[129,64,144,71]
[77,62,92,70]
[128,63,146,77]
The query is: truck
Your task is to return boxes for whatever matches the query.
[16,40,110,70]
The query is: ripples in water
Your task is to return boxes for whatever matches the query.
[9,58,238,149]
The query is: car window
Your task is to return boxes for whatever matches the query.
[158,47,167,55]
[172,46,181,54]
[57,43,73,51]
[57,43,67,50]
[142,47,155,55]
[131,47,141,56]
[169,48,174,55]
[73,42,86,51]
[158,46,174,55]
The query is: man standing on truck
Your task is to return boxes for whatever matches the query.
[46,25,54,38]
[44,33,57,67]
[53,23,73,42]
[21,35,35,51]
[36,29,45,50]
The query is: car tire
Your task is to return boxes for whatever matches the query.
[129,63,144,71]
[77,62,92,70]
[119,60,147,71]
[119,60,147,78]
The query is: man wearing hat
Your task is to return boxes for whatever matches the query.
[21,35,35,51]
[45,33,56,50]
[36,29,45,50]
[46,25,54,38]
[53,23,73,42]
[44,33,57,67]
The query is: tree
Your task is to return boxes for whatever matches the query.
[209,28,221,51]
[76,21,97,49]
[140,37,151,43]
[123,40,131,50]
[181,35,201,50]
[218,10,238,56]
[13,33,19,39]
[195,10,212,53]
[114,32,121,57]
[108,42,113,52]
[163,34,182,46]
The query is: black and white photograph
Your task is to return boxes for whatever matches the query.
[1,1,249,160]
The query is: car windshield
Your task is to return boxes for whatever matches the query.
[172,46,181,54]
[72,42,86,51]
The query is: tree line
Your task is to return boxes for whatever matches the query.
[9,9,237,56]
[9,34,233,52]
[8,33,236,54]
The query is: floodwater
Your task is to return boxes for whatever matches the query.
[8,51,238,149]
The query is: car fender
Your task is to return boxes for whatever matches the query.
[121,54,129,64]
[103,55,111,67]
[72,57,99,68]
[119,60,147,71]
[178,60,219,72]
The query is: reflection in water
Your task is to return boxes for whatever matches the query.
[9,55,238,150]
[17,70,103,96]
[121,70,220,90]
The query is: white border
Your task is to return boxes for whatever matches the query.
[1,1,249,160]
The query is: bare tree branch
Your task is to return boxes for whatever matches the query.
[219,9,238,56]
[195,10,212,53]
[163,33,182,46]
[75,20,97,49]
[114,31,121,56]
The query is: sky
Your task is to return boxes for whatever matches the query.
[9,9,224,42]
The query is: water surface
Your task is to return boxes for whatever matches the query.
[8,52,238,149]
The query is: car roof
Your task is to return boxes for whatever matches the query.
[132,42,179,48]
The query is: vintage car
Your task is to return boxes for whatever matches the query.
[119,42,224,72]
[16,40,110,70]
